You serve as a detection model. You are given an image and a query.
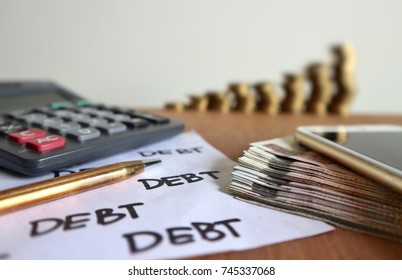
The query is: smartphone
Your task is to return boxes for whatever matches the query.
[294,125,402,194]
[0,81,184,175]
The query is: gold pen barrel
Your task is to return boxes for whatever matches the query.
[0,160,152,215]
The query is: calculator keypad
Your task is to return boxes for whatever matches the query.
[0,102,174,155]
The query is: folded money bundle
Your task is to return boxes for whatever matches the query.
[229,137,402,243]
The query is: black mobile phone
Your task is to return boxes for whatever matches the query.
[295,124,402,194]
[0,81,184,176]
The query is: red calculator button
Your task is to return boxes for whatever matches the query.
[8,128,46,144]
[26,135,66,152]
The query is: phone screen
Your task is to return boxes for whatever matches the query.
[312,127,402,172]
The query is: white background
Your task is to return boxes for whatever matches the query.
[0,0,401,113]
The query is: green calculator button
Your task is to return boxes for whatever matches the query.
[50,102,73,110]
[75,100,93,107]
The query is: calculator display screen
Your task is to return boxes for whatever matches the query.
[0,91,68,111]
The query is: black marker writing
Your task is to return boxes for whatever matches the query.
[138,147,203,157]
[138,171,220,190]
[122,218,241,254]
[29,202,144,237]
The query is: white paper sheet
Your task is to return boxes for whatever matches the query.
[0,131,333,259]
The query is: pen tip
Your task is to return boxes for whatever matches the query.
[142,159,162,168]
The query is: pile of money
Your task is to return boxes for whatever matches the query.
[229,137,402,243]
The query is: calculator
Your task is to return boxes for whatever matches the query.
[0,81,184,176]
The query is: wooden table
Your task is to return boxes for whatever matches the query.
[148,110,402,259]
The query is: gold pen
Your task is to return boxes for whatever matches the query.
[0,159,161,215]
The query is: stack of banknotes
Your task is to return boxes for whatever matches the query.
[229,136,402,243]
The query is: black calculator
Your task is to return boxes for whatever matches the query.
[0,81,184,176]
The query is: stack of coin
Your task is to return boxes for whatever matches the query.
[254,82,280,115]
[305,63,333,115]
[227,82,256,113]
[328,43,357,116]
[187,95,209,112]
[165,102,185,112]
[206,91,231,113]
[280,74,306,114]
